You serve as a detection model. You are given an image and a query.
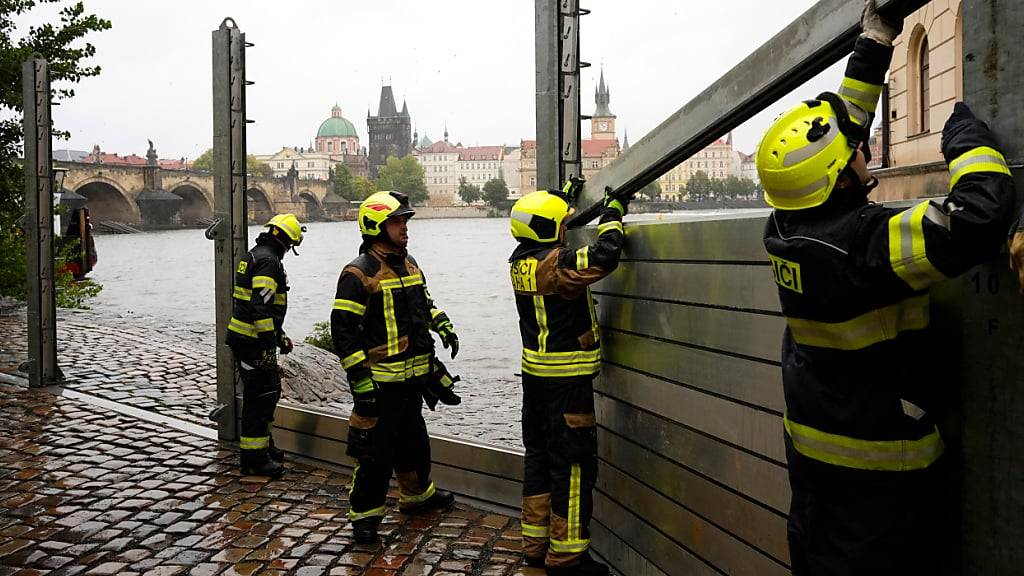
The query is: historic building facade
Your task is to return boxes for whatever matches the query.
[367,85,413,178]
[415,133,462,205]
[874,0,962,201]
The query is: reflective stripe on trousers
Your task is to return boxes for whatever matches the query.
[784,415,944,471]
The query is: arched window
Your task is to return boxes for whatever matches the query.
[919,36,930,132]
[908,26,930,134]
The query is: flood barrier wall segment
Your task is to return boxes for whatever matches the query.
[257,402,526,513]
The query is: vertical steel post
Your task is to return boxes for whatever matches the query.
[211,19,248,441]
[951,1,1024,572]
[23,57,59,388]
[559,0,582,182]
[535,0,561,191]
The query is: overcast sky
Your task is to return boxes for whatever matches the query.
[15,0,850,161]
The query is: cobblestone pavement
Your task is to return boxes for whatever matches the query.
[0,383,539,575]
[0,304,520,449]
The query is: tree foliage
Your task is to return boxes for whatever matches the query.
[684,170,713,202]
[332,164,359,200]
[1,0,111,300]
[303,321,334,353]
[638,180,662,201]
[457,176,480,204]
[376,155,428,205]
[482,178,510,210]
[190,148,272,178]
[352,175,377,200]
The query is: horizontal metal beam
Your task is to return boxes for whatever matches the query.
[579,0,930,206]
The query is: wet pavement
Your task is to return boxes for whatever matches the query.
[0,298,538,575]
[0,382,537,575]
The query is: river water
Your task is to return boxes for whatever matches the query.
[89,217,525,397]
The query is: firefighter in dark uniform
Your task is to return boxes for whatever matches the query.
[755,2,1018,573]
[332,190,460,545]
[225,213,305,478]
[508,185,628,576]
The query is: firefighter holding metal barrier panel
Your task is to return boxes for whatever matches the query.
[508,180,627,575]
[756,1,1018,573]
[331,191,460,545]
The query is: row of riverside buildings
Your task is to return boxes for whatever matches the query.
[90,0,959,208]
[252,70,759,206]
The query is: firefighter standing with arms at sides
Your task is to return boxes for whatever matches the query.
[331,191,461,545]
[508,181,627,576]
[756,1,1018,573]
[225,213,305,478]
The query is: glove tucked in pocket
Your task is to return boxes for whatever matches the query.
[562,412,597,462]
[346,412,378,460]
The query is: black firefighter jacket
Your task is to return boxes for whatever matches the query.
[225,233,289,356]
[765,39,1017,474]
[331,242,447,390]
[510,207,625,379]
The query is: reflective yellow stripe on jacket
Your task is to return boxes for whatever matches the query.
[838,76,882,116]
[227,317,275,338]
[786,294,929,351]
[379,274,424,356]
[784,415,944,471]
[521,348,601,378]
[370,353,433,383]
[888,201,948,290]
[333,299,366,316]
[948,146,1011,189]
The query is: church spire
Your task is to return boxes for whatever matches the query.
[594,66,614,118]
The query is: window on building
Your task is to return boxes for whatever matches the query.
[909,26,931,135]
[920,36,930,133]
[327,141,333,153]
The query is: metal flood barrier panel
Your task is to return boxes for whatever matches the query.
[263,402,525,513]
[579,214,790,576]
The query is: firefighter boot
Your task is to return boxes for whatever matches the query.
[399,489,456,515]
[352,517,381,545]
[268,424,284,463]
[546,553,609,576]
[240,449,284,478]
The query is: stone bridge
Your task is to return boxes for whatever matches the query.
[58,161,348,226]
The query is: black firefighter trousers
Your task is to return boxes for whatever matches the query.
[347,380,436,525]
[521,373,598,568]
[236,351,281,463]
[786,437,950,576]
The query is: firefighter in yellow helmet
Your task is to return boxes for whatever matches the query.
[757,2,1017,574]
[509,184,627,575]
[331,191,460,545]
[225,213,305,478]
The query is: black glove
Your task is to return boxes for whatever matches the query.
[256,348,278,370]
[278,333,293,355]
[423,360,462,411]
[346,413,377,460]
[562,176,586,203]
[603,192,631,216]
[941,102,1000,164]
[350,376,379,417]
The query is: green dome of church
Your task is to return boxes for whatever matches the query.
[317,105,358,138]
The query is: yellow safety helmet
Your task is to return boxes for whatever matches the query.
[359,191,415,237]
[756,92,868,210]
[510,191,570,243]
[265,213,305,246]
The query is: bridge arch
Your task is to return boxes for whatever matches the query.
[299,190,325,221]
[73,177,140,223]
[246,187,274,223]
[170,183,213,225]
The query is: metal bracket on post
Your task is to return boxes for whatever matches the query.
[559,0,582,183]
[211,18,248,442]
[23,56,60,388]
